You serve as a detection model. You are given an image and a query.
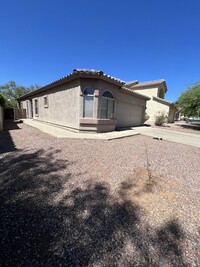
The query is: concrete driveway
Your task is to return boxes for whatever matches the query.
[135,126,200,148]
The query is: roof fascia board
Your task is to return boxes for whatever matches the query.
[120,87,150,100]
[132,82,167,92]
[153,96,175,106]
[18,73,124,100]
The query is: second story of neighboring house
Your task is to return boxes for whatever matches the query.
[125,79,167,99]
[125,79,176,123]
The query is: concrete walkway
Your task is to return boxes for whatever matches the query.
[22,119,200,147]
[22,119,140,140]
[135,126,200,148]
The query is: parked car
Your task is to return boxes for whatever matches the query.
[186,117,200,124]
[180,117,188,121]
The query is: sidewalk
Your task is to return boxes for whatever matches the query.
[22,119,200,147]
[135,126,200,148]
[22,119,140,140]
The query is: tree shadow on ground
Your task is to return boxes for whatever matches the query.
[0,148,194,266]
[180,124,200,131]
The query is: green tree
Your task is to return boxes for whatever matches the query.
[0,93,6,107]
[0,81,41,107]
[177,82,200,117]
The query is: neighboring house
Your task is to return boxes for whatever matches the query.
[126,79,177,123]
[18,69,150,133]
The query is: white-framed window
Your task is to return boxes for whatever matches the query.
[44,95,48,108]
[101,91,115,119]
[34,98,39,116]
[83,88,94,118]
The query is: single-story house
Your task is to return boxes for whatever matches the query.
[18,69,150,133]
[126,79,177,123]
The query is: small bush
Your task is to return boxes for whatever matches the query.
[144,112,150,122]
[154,112,168,126]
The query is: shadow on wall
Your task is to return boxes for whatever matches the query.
[0,147,194,266]
[0,120,21,154]
[3,119,22,131]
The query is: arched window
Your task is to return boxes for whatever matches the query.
[83,88,94,117]
[101,91,115,119]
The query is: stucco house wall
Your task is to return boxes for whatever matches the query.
[21,80,80,130]
[78,79,118,132]
[148,98,170,120]
[78,79,148,131]
[18,69,150,133]
[127,81,176,123]
[115,90,146,127]
[134,87,158,99]
[152,97,177,123]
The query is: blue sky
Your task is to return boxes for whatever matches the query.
[0,0,200,102]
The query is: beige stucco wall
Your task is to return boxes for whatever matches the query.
[21,80,80,130]
[21,78,148,132]
[79,79,118,132]
[115,91,146,127]
[79,78,101,120]
[20,101,27,109]
[147,100,170,121]
[0,106,3,131]
[134,87,159,98]
[79,79,147,130]
[133,86,172,122]
[134,86,166,99]
[98,80,147,128]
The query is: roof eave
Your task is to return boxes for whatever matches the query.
[17,73,78,100]
[18,72,125,100]
[120,87,150,101]
[132,80,168,93]
[153,96,176,107]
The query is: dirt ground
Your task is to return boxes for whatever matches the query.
[0,120,199,266]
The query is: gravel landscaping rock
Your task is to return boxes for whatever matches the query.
[0,121,199,266]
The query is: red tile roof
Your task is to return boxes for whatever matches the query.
[129,79,167,92]
[18,69,125,100]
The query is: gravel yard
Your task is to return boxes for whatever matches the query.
[0,121,200,266]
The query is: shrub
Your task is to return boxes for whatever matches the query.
[144,112,150,122]
[154,112,168,126]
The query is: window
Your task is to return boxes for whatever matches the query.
[83,88,94,117]
[44,95,48,107]
[101,91,115,119]
[34,99,39,116]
